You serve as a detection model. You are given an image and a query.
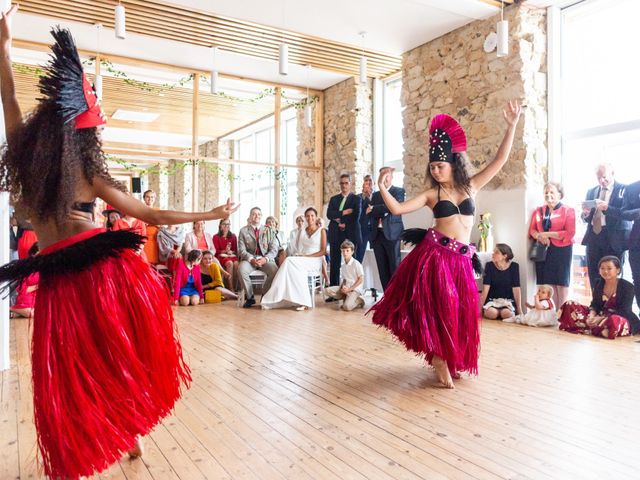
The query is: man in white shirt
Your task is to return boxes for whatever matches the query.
[324,240,365,311]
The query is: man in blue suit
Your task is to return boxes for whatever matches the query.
[622,179,640,309]
[367,167,405,290]
[327,173,362,286]
[355,174,374,263]
[581,164,631,290]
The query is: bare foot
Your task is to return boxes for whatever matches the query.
[432,356,455,389]
[128,436,144,459]
[451,371,461,380]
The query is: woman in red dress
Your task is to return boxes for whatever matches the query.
[212,218,239,290]
[0,13,238,479]
[10,242,39,318]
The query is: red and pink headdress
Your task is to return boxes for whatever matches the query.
[428,113,467,163]
[39,27,106,129]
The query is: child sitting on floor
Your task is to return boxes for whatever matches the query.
[506,284,557,327]
[324,240,365,311]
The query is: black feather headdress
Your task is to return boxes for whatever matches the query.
[38,27,106,129]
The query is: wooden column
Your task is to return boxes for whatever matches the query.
[191,73,200,211]
[273,86,282,222]
[314,92,324,208]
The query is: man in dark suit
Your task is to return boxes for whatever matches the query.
[622,179,640,309]
[355,174,374,263]
[367,167,405,290]
[581,164,631,290]
[327,173,362,286]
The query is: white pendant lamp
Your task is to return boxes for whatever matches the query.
[496,2,508,57]
[304,65,312,128]
[210,47,219,94]
[279,42,289,76]
[115,3,126,40]
[358,32,367,85]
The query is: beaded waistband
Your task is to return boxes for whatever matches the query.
[425,228,475,258]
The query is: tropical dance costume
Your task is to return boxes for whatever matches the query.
[369,114,481,376]
[0,30,190,479]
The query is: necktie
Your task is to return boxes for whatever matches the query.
[255,228,262,256]
[592,187,607,235]
[339,195,347,211]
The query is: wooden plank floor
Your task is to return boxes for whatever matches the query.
[2,298,640,479]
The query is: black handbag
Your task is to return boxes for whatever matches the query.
[529,241,548,262]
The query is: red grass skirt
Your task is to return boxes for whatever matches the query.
[31,228,191,479]
[368,228,480,375]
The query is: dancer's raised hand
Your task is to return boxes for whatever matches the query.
[0,4,18,49]
[210,198,240,219]
[377,171,390,192]
[503,100,522,128]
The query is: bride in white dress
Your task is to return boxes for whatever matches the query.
[261,207,327,310]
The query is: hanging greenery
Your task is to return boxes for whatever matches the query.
[82,58,318,108]
[14,60,318,109]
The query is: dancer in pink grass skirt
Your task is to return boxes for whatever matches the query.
[369,101,522,388]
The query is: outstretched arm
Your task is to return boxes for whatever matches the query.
[470,100,522,191]
[0,5,22,140]
[93,177,239,226]
[377,174,426,215]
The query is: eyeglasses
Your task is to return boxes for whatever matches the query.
[221,223,230,226]
[339,182,350,185]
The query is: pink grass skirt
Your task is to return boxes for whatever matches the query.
[369,228,480,375]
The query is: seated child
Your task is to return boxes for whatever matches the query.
[506,284,557,327]
[324,240,365,311]
[201,250,237,300]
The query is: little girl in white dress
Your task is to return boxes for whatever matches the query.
[506,285,557,327]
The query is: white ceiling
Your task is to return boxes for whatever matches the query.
[12,1,562,90]
[11,0,512,91]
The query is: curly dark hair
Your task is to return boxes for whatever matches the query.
[0,101,125,224]
[426,152,473,194]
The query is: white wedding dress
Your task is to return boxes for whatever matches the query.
[261,227,324,309]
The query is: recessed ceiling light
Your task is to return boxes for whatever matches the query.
[112,109,159,123]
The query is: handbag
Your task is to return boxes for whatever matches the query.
[529,207,549,262]
[529,241,548,262]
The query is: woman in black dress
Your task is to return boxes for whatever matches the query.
[480,243,522,319]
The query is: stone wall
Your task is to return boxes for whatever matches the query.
[296,103,318,210]
[323,77,374,202]
[401,4,547,197]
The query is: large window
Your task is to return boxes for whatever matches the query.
[556,0,640,295]
[382,76,404,186]
[227,107,300,235]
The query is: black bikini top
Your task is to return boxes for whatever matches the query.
[72,200,96,213]
[433,185,475,218]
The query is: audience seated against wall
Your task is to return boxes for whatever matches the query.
[201,250,238,301]
[506,285,557,327]
[173,249,204,306]
[10,242,39,318]
[213,219,239,291]
[559,256,640,338]
[324,240,365,311]
[481,243,522,320]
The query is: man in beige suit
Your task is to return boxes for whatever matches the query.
[238,206,279,308]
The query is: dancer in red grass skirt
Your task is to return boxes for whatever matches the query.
[368,102,522,388]
[0,8,238,479]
